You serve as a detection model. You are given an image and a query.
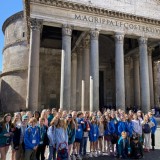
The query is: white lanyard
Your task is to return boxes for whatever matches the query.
[6,123,9,132]
[31,128,37,138]
[40,126,44,139]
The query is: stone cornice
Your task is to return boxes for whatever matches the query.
[30,0,160,26]
[0,68,28,78]
[3,39,28,53]
[2,11,23,34]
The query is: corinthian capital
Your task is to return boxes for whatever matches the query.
[125,57,131,65]
[138,37,148,46]
[115,32,124,44]
[82,36,90,48]
[90,29,99,40]
[62,24,72,36]
[148,47,154,56]
[30,18,43,31]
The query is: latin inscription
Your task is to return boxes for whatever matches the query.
[75,14,160,35]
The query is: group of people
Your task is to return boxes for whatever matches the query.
[0,108,157,160]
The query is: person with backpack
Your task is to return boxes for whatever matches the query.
[148,110,157,150]
[24,117,40,160]
[141,114,154,152]
[55,118,68,160]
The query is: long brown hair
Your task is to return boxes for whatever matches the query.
[0,113,12,129]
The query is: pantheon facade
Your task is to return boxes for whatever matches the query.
[1,0,160,113]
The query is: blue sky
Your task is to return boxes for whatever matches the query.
[0,0,23,71]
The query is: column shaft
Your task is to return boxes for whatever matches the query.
[60,25,72,110]
[90,29,99,112]
[124,57,131,108]
[115,33,125,110]
[82,38,90,111]
[148,47,154,107]
[26,18,42,111]
[76,51,82,111]
[132,54,141,107]
[153,62,159,106]
[139,37,150,113]
[71,53,77,111]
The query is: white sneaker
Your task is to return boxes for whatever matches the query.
[68,156,71,160]
[94,152,98,157]
[89,152,93,158]
[72,154,76,160]
[76,154,82,160]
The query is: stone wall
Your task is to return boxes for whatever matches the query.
[39,48,61,110]
[1,12,28,112]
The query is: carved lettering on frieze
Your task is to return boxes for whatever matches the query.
[74,14,160,36]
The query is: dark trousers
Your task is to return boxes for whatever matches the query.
[151,133,155,147]
[82,137,88,155]
[36,144,46,160]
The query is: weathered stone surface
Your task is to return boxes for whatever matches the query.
[1,14,28,112]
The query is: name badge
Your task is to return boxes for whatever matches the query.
[94,134,96,137]
[40,141,43,145]
[32,140,36,144]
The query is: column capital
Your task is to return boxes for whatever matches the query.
[148,46,154,56]
[30,18,43,31]
[90,29,99,40]
[138,37,148,45]
[124,56,131,65]
[132,53,139,61]
[62,24,72,36]
[82,36,90,48]
[72,52,77,59]
[114,32,124,44]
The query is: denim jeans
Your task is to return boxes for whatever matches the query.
[48,146,56,160]
[82,137,88,155]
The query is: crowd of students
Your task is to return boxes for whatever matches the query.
[0,108,157,160]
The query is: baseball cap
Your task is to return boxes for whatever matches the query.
[22,115,29,121]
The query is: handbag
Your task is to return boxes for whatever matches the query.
[57,142,68,160]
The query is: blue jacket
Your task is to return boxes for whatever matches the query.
[24,126,40,149]
[118,121,128,136]
[118,136,129,157]
[150,117,157,134]
[75,118,85,139]
[104,121,115,135]
[110,118,119,135]
[89,123,99,142]
[126,121,133,137]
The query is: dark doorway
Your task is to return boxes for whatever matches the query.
[99,71,104,110]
